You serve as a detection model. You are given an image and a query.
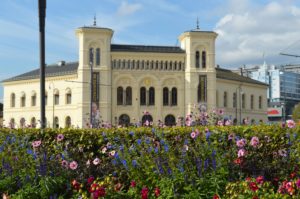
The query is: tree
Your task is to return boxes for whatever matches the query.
[292,103,300,122]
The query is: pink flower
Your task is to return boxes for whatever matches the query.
[190,132,196,139]
[278,149,287,157]
[250,137,259,147]
[32,140,42,148]
[217,120,223,126]
[236,138,246,148]
[225,120,231,126]
[218,109,224,115]
[238,149,246,157]
[61,160,68,168]
[286,120,296,128]
[256,176,264,184]
[93,158,100,165]
[57,134,64,142]
[69,161,78,170]
[145,120,150,126]
[285,181,293,190]
[109,150,116,157]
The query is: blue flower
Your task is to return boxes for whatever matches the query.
[160,140,165,145]
[164,145,169,152]
[145,137,151,144]
[148,147,153,153]
[151,128,155,133]
[132,160,138,168]
[137,139,142,145]
[184,139,189,145]
[119,145,124,152]
[204,159,209,170]
[154,147,159,154]
[129,131,134,136]
[206,131,211,141]
[122,159,127,169]
[112,159,117,166]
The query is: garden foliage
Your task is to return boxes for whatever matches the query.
[0,124,300,198]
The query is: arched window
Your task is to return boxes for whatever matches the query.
[174,61,177,70]
[122,59,126,69]
[96,48,100,66]
[66,88,72,104]
[163,87,169,106]
[233,93,237,108]
[9,118,15,128]
[20,118,25,128]
[242,93,246,109]
[119,114,130,126]
[197,75,207,102]
[113,60,116,69]
[126,87,132,105]
[31,117,36,128]
[149,87,155,105]
[11,93,15,107]
[132,60,135,69]
[54,116,59,128]
[146,60,149,69]
[136,60,140,69]
[21,92,26,107]
[156,61,159,70]
[142,114,153,125]
[195,51,200,68]
[89,48,94,65]
[160,61,164,70]
[259,96,262,109]
[251,95,254,109]
[169,61,173,70]
[31,92,37,106]
[178,62,182,70]
[117,60,121,69]
[165,61,168,70]
[65,116,71,128]
[141,60,145,69]
[165,115,176,126]
[117,87,123,105]
[151,60,154,70]
[54,90,59,105]
[202,51,206,68]
[171,87,177,106]
[128,60,131,69]
[140,87,146,105]
[224,92,228,107]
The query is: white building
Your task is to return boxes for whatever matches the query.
[2,24,268,128]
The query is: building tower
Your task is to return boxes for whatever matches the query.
[179,25,218,114]
[76,25,113,126]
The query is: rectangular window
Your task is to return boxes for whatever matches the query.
[242,94,245,109]
[233,93,237,108]
[31,96,36,106]
[66,94,72,104]
[21,97,26,107]
[259,96,262,109]
[54,94,59,105]
[198,75,207,102]
[251,95,254,109]
[224,92,227,107]
[96,48,100,66]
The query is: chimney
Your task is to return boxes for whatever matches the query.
[58,61,66,66]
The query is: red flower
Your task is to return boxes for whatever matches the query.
[246,177,252,182]
[141,187,149,199]
[131,180,136,188]
[213,194,220,199]
[249,182,259,192]
[87,176,95,184]
[92,187,105,199]
[71,179,81,190]
[234,157,243,165]
[256,176,264,184]
[252,196,259,199]
[290,172,297,179]
[154,187,160,198]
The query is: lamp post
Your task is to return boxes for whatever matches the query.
[38,0,46,129]
[89,50,94,128]
[239,86,243,125]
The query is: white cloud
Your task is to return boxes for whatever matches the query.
[116,1,142,16]
[215,1,300,68]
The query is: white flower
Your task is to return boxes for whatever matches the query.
[93,158,100,165]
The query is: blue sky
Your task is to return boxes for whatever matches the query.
[1,0,300,102]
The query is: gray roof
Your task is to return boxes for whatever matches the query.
[216,68,268,86]
[111,44,185,53]
[2,62,78,83]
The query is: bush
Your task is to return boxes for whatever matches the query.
[0,124,299,198]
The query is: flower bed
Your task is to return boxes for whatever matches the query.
[0,124,300,198]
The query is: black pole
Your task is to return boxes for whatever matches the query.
[39,0,46,129]
[90,50,94,128]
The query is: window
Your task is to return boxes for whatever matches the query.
[142,114,153,125]
[149,87,155,105]
[119,114,130,126]
[45,92,48,106]
[31,117,36,128]
[31,93,36,106]
[156,61,159,70]
[259,96,262,109]
[165,61,168,70]
[65,116,71,128]
[20,118,25,128]
[202,51,206,68]
[96,48,100,66]
[171,87,177,106]
[136,60,140,69]
[117,87,123,105]
[233,93,237,108]
[126,87,132,105]
[163,87,169,106]
[89,48,94,65]
[165,115,176,126]
[11,93,15,107]
[54,93,59,105]
[216,91,219,107]
[9,118,15,128]
[54,117,59,128]
[224,92,227,107]
[251,95,254,109]
[242,94,246,109]
[21,93,26,107]
[174,61,177,70]
[66,89,72,104]
[140,87,146,105]
[179,62,182,70]
[195,51,200,68]
[198,75,207,102]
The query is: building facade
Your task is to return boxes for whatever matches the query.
[2,25,268,128]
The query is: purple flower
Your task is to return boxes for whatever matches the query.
[236,138,246,148]
[190,132,196,139]
[56,134,64,142]
[250,136,259,147]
